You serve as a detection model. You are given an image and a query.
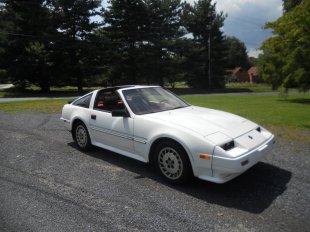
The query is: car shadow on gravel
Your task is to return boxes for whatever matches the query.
[69,143,292,214]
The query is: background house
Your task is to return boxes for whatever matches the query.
[248,66,260,83]
[225,66,260,83]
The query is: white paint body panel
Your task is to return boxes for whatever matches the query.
[60,86,275,184]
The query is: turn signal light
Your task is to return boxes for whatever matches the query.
[199,154,211,160]
[241,159,249,166]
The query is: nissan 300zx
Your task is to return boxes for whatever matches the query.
[61,85,275,184]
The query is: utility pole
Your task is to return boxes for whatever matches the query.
[208,29,211,90]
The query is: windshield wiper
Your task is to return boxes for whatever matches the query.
[171,106,188,110]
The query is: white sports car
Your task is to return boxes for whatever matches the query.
[61,85,275,184]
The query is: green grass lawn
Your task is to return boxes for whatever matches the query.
[225,83,300,93]
[225,83,273,92]
[1,83,301,98]
[167,82,299,93]
[0,86,97,98]
[182,94,310,129]
[182,94,310,143]
[0,99,70,113]
[0,93,309,143]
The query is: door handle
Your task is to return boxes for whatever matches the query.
[91,114,96,120]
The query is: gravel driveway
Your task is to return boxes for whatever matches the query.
[0,112,309,232]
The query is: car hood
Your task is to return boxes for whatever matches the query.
[145,106,257,138]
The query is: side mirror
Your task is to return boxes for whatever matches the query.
[111,108,130,117]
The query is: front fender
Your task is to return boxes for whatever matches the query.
[133,115,215,177]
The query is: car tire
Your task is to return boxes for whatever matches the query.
[154,140,193,184]
[72,121,91,151]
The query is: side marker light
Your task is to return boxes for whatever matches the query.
[241,159,249,166]
[199,154,211,160]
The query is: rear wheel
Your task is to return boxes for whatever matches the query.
[154,140,192,184]
[72,121,91,151]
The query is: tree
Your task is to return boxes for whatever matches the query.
[50,0,101,92]
[283,0,302,12]
[182,0,226,89]
[102,0,185,86]
[143,0,185,86]
[102,0,149,85]
[224,36,249,69]
[259,0,310,91]
[0,2,10,83]
[248,57,258,67]
[1,0,56,91]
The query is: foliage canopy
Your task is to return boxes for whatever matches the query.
[0,0,254,91]
[259,0,310,91]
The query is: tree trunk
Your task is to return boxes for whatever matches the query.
[39,79,50,93]
[77,76,83,92]
[41,85,50,93]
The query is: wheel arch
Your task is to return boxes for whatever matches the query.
[70,117,88,131]
[71,117,91,143]
[71,117,92,150]
[148,137,194,172]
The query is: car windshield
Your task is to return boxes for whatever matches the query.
[122,87,190,115]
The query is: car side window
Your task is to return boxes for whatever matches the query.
[94,89,125,112]
[72,94,92,108]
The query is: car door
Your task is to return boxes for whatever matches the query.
[89,89,134,154]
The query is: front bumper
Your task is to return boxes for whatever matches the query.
[199,135,275,183]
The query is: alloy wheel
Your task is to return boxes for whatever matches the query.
[158,147,183,180]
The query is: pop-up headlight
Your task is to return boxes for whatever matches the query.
[220,141,235,151]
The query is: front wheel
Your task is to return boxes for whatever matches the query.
[154,141,192,184]
[72,121,91,151]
